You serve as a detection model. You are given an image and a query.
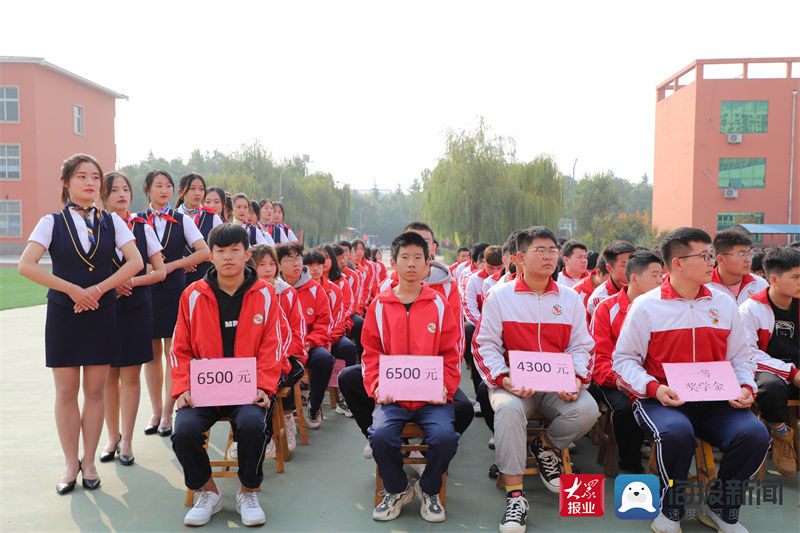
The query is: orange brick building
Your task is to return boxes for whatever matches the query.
[0,57,127,253]
[653,57,800,244]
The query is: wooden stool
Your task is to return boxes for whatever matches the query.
[495,413,573,488]
[328,386,339,408]
[293,372,309,445]
[184,418,260,506]
[647,437,716,493]
[374,423,448,507]
[596,406,616,476]
[272,388,292,468]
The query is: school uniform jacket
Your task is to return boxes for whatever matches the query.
[591,289,632,388]
[586,277,623,319]
[375,261,388,283]
[356,260,375,312]
[463,268,490,324]
[320,277,346,341]
[612,278,757,400]
[275,278,307,368]
[572,271,598,309]
[361,285,462,411]
[169,277,283,398]
[286,267,332,349]
[473,275,594,388]
[557,269,589,289]
[707,268,769,305]
[482,270,504,299]
[739,289,799,383]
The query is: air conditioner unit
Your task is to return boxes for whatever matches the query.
[727,133,743,144]
[723,187,739,199]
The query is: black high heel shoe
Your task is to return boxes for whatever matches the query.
[119,453,135,466]
[56,463,79,495]
[144,415,159,435]
[99,434,121,462]
[80,460,101,490]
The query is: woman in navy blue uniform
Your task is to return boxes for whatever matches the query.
[139,170,209,437]
[18,154,143,494]
[230,192,273,246]
[99,172,166,466]
[176,173,222,286]
[204,186,228,223]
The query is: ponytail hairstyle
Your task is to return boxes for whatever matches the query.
[143,169,174,200]
[60,153,104,204]
[176,173,207,207]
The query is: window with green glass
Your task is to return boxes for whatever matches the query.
[720,100,768,133]
[718,158,765,188]
[717,212,764,242]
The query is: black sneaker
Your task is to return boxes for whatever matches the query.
[488,463,500,479]
[499,493,529,533]
[308,407,322,429]
[529,437,563,493]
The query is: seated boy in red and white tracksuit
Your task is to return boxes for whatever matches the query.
[612,227,770,533]
[363,232,461,523]
[170,224,282,527]
[738,247,800,478]
[707,229,769,305]
[473,226,598,533]
[585,240,636,318]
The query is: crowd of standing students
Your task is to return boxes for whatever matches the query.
[16,152,800,532]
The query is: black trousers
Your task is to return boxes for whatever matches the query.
[337,364,474,438]
[282,356,306,411]
[462,321,483,395]
[348,313,364,356]
[171,403,272,490]
[755,371,800,423]
[592,383,645,472]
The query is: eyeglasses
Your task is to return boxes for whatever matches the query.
[281,255,303,263]
[677,252,715,263]
[721,251,755,259]
[525,247,560,258]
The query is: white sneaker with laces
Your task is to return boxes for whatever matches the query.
[473,401,482,415]
[372,484,414,521]
[264,439,276,460]
[698,503,748,533]
[228,441,238,460]
[413,481,445,522]
[285,414,297,452]
[184,489,223,526]
[236,490,266,526]
[308,407,322,429]
[499,493,529,533]
[363,441,373,459]
[651,511,682,533]
[408,450,425,476]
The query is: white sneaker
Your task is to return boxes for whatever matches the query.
[264,439,276,460]
[651,512,682,533]
[698,503,748,533]
[408,450,425,476]
[228,441,238,460]
[413,481,445,522]
[284,414,297,452]
[308,407,322,429]
[363,441,373,459]
[488,436,495,449]
[372,484,414,521]
[184,489,223,526]
[236,490,266,526]
[335,397,353,417]
[473,401,482,415]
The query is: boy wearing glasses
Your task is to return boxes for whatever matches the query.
[586,240,637,318]
[613,227,769,533]
[708,229,768,304]
[474,226,598,533]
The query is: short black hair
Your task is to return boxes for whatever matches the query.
[763,247,800,277]
[713,229,752,255]
[457,247,469,254]
[505,229,522,256]
[276,242,304,262]
[391,232,430,261]
[596,255,608,275]
[562,239,587,258]
[404,221,436,242]
[625,250,664,279]
[330,244,344,257]
[208,223,250,251]
[751,252,764,273]
[351,238,366,252]
[516,226,557,252]
[302,249,325,266]
[660,227,712,268]
[602,240,637,266]
[587,251,599,270]
[249,200,261,219]
[337,240,352,251]
[470,242,490,264]
[484,245,503,267]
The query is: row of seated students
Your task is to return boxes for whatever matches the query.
[18,154,798,532]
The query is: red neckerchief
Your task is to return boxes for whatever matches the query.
[146,206,179,227]
[123,211,147,230]
[193,205,216,226]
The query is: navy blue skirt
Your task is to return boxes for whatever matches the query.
[151,286,183,340]
[45,301,116,367]
[114,301,154,367]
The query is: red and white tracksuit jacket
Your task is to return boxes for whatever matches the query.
[590,289,632,388]
[707,268,769,305]
[334,274,354,330]
[458,262,478,298]
[375,260,388,284]
[355,259,375,312]
[612,278,757,399]
[361,285,462,411]
[482,269,504,298]
[285,267,332,349]
[341,265,360,316]
[473,275,595,388]
[557,269,589,289]
[573,271,599,312]
[170,278,283,398]
[320,277,347,341]
[463,268,490,324]
[586,277,623,319]
[739,288,799,383]
[275,279,307,369]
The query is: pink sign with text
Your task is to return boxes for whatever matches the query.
[662,361,741,402]
[329,359,346,388]
[378,355,444,403]
[190,357,257,407]
[508,351,577,392]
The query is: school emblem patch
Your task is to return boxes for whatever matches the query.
[708,307,720,325]
[553,304,563,316]
[253,314,264,325]
[427,322,437,334]
[307,308,314,315]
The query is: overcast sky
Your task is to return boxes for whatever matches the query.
[4,1,799,191]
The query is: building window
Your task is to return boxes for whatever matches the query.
[720,100,768,134]
[0,200,22,238]
[717,212,764,242]
[718,158,766,188]
[0,145,21,180]
[0,87,20,123]
[73,104,84,135]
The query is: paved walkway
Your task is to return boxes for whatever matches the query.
[0,305,797,532]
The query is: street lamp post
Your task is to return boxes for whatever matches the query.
[571,158,578,236]
[279,154,310,203]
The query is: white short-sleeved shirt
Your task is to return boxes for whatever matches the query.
[258,226,276,246]
[116,222,163,261]
[176,204,224,232]
[29,209,135,253]
[145,206,204,247]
